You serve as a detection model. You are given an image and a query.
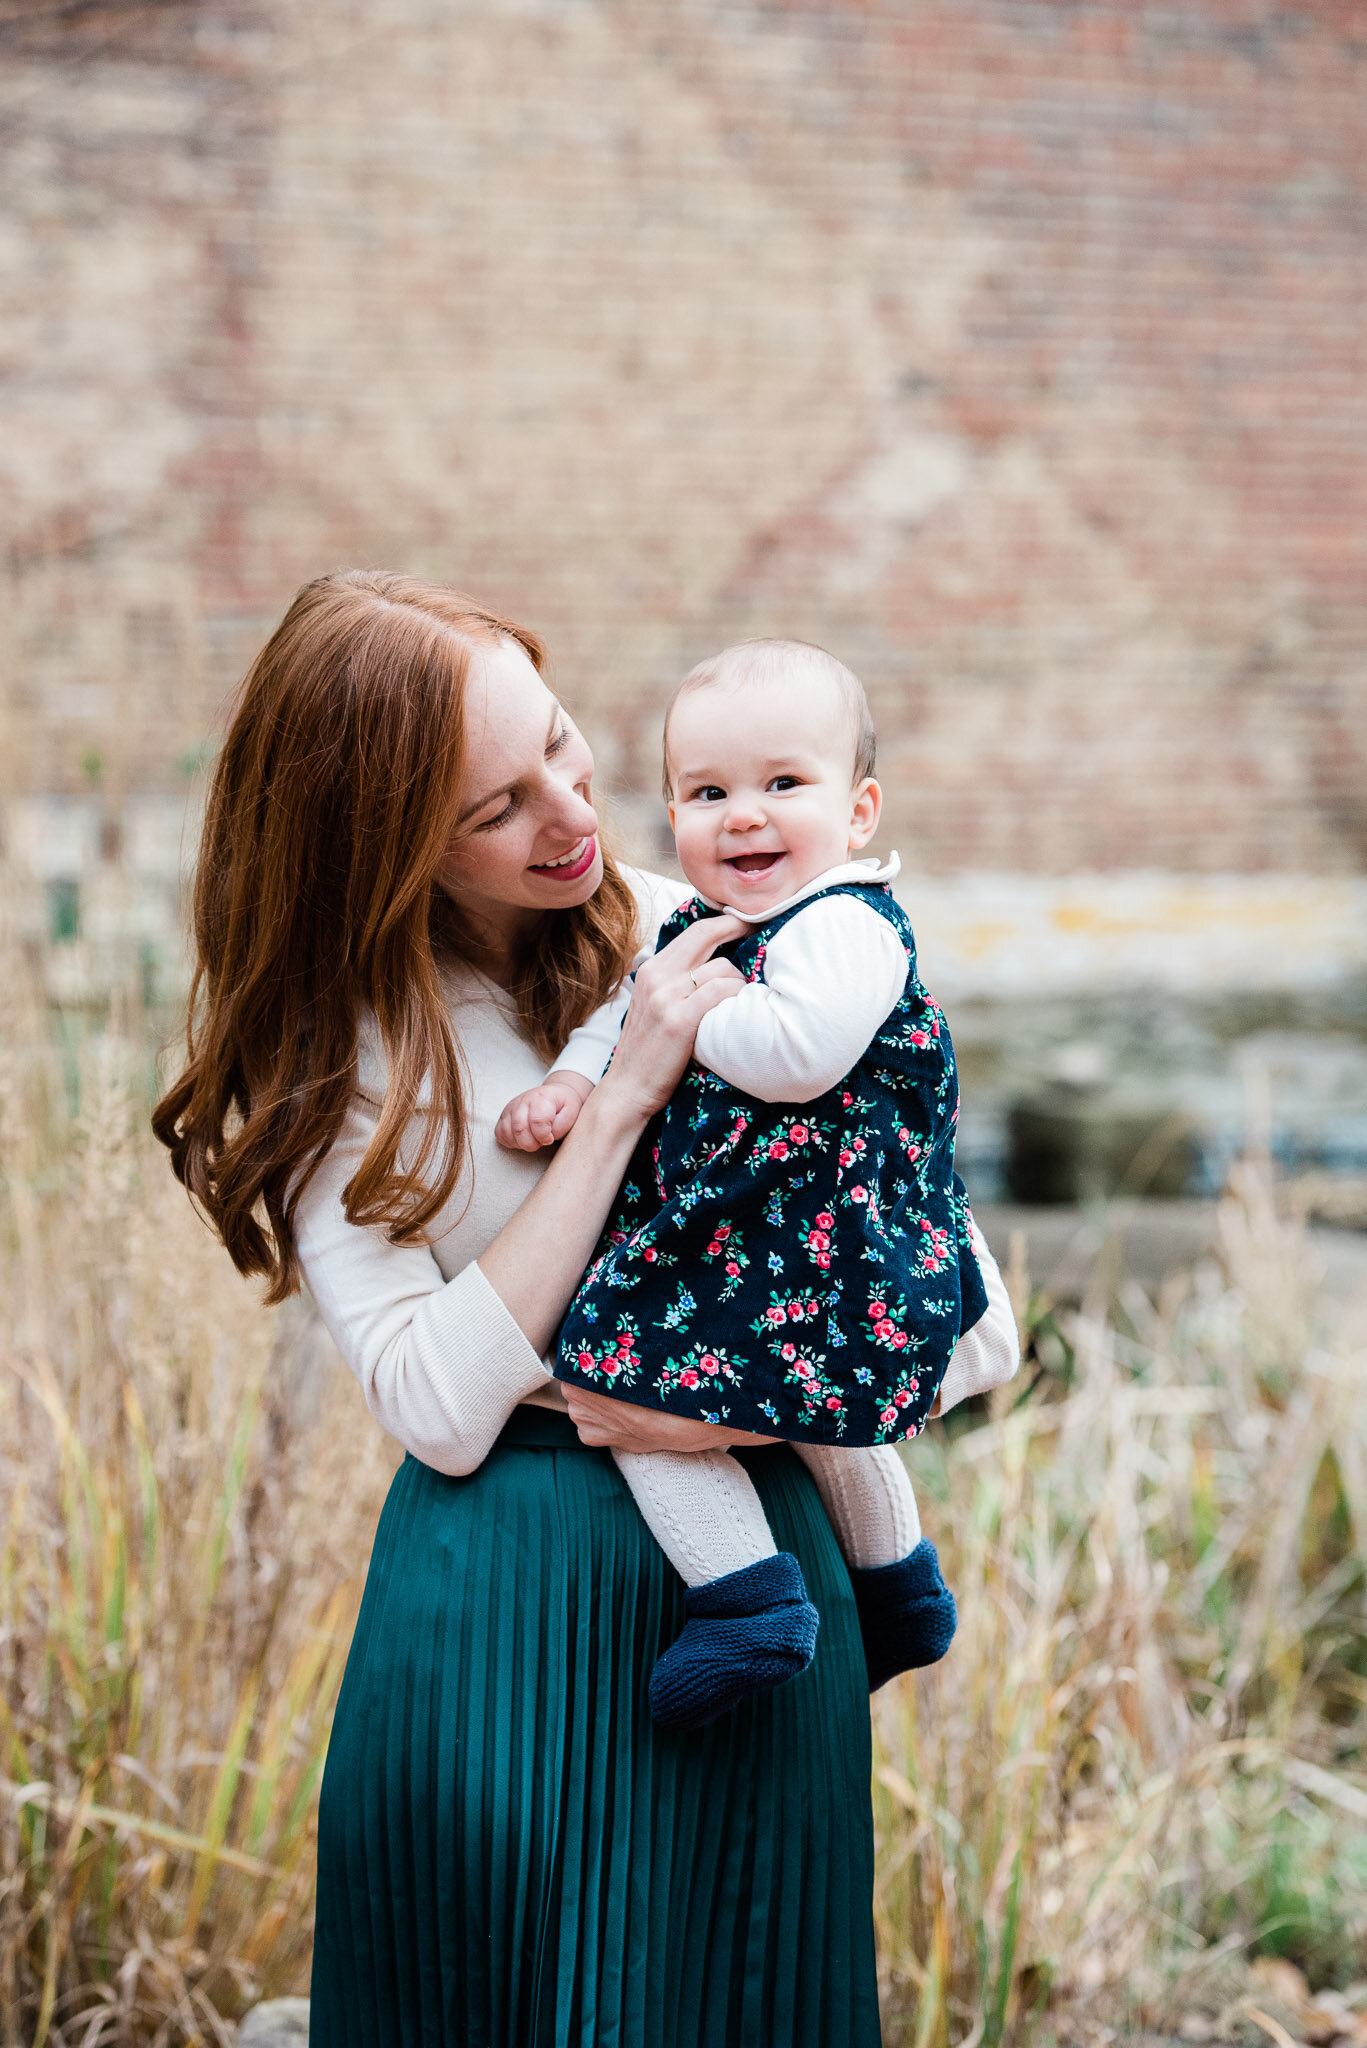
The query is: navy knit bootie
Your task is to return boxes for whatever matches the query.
[850,1539,957,1693]
[649,1553,820,1734]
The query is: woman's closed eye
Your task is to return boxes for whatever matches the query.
[477,720,572,829]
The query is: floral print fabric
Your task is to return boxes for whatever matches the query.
[554,883,988,1446]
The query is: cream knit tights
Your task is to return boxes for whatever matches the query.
[793,1442,922,1571]
[614,1440,920,1590]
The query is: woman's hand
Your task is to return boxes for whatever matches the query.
[593,914,746,1130]
[476,914,746,1363]
[562,1385,779,1453]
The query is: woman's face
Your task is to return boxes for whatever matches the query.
[435,635,604,935]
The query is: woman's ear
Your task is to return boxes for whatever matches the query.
[847,777,882,851]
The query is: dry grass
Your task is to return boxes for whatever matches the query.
[1,934,1365,2045]
[0,953,395,2045]
[875,1178,1367,2045]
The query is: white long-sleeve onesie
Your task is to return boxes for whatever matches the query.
[549,856,1020,1587]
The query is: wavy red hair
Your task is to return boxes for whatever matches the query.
[153,570,640,1301]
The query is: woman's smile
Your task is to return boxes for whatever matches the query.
[529,834,598,879]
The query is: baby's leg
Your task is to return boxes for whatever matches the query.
[792,1443,921,1569]
[612,1447,776,1586]
[794,1443,956,1687]
[613,1448,818,1732]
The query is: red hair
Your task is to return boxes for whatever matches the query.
[153,570,639,1301]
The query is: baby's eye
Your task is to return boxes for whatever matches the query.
[768,775,802,792]
[689,784,727,803]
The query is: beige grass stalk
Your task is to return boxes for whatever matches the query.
[874,1176,1367,2045]
[2,900,1364,2043]
[0,937,395,2045]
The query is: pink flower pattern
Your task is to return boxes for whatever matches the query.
[701,1220,750,1302]
[654,1341,747,1407]
[554,880,987,1444]
[570,1320,644,1390]
[779,1346,850,1438]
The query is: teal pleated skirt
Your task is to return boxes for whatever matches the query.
[310,1407,883,2048]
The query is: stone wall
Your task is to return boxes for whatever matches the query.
[3,0,1364,874]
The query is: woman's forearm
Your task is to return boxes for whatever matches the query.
[477,912,747,1358]
[475,1078,648,1358]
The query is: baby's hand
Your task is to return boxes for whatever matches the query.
[496,1070,596,1152]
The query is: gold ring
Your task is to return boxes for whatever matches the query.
[689,970,700,989]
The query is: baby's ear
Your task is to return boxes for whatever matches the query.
[848,776,882,849]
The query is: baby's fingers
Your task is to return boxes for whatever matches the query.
[498,1093,548,1152]
[527,1102,561,1147]
[550,1096,580,1139]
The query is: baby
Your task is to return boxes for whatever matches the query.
[498,640,1018,1732]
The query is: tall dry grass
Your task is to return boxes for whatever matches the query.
[0,951,395,2045]
[874,1176,1367,2044]
[2,929,1365,2044]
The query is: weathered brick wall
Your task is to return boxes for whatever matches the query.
[2,0,1364,872]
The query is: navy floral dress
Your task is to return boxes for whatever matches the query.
[554,881,987,1447]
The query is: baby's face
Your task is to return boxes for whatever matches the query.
[666,669,880,914]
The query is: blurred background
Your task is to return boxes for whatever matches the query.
[3,5,1367,2043]
[3,0,1366,1213]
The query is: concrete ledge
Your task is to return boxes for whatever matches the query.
[975,1200,1367,1310]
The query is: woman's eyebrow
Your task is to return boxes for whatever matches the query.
[455,703,562,825]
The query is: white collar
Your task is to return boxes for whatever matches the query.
[699,851,901,926]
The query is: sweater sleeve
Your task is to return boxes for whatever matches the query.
[292,1097,553,1475]
[933,1220,1020,1415]
[693,894,908,1104]
[552,985,633,1085]
[549,867,694,1085]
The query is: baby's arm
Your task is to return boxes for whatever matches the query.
[496,1069,596,1152]
[496,872,694,1153]
[495,979,632,1153]
[694,894,907,1102]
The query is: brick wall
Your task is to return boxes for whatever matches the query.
[2,0,1364,873]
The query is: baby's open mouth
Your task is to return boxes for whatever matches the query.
[726,852,783,876]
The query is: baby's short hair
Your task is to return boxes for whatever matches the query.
[662,638,876,796]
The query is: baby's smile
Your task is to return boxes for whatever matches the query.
[725,850,784,877]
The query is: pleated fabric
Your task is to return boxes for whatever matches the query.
[310,1407,883,2048]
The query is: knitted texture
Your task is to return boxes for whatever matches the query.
[795,1442,922,1571]
[850,1539,957,1692]
[648,1552,819,1733]
[614,1446,778,1587]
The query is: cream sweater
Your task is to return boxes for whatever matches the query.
[292,866,1017,1477]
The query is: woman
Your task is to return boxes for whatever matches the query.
[154,571,887,2047]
